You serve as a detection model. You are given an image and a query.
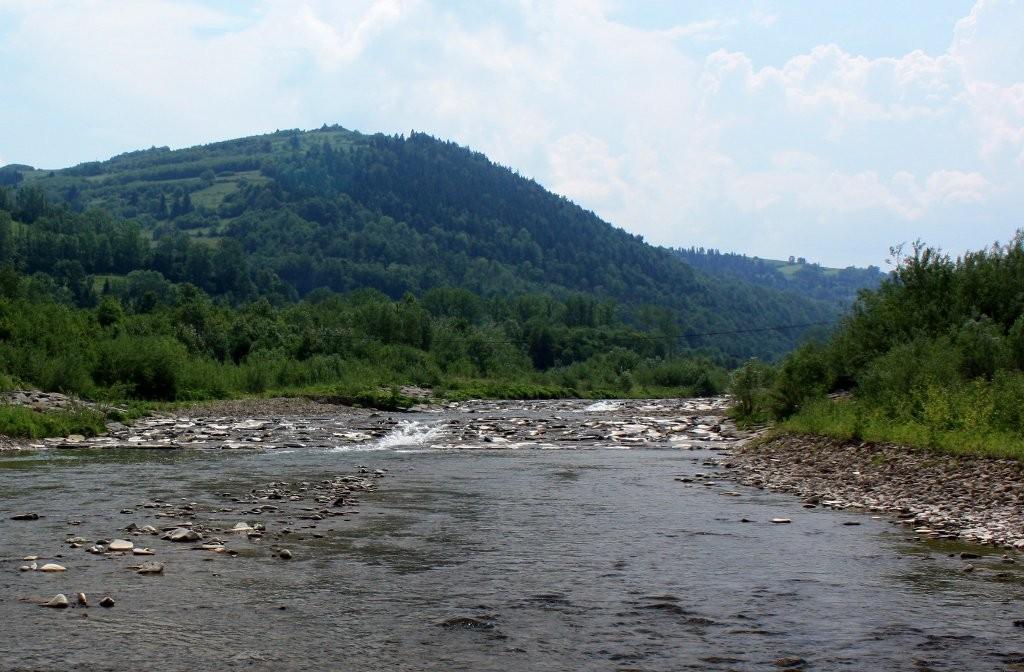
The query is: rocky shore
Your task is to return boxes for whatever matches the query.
[721,432,1024,550]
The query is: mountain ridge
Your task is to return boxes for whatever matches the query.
[1,125,877,361]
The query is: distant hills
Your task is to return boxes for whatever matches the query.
[670,248,884,308]
[0,125,882,361]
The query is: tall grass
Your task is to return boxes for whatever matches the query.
[781,397,1024,460]
[0,405,108,439]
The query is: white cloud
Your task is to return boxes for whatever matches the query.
[0,0,1020,265]
[662,19,726,42]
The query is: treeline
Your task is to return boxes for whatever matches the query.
[732,233,1024,457]
[0,266,727,406]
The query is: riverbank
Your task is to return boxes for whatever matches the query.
[723,431,1024,550]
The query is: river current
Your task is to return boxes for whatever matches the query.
[2,398,1022,671]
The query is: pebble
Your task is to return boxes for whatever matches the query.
[39,563,66,572]
[771,518,792,524]
[132,548,156,555]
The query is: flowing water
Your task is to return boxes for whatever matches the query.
[2,398,1023,671]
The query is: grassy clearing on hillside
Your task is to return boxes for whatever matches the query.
[189,180,239,210]
[779,397,1024,460]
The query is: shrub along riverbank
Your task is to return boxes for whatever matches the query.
[731,232,1024,460]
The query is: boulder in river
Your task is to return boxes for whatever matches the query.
[108,539,134,552]
[41,594,69,609]
[163,528,201,542]
[11,513,39,521]
[99,596,115,608]
[136,561,164,574]
[39,563,66,572]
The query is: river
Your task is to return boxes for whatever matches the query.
[2,398,1022,671]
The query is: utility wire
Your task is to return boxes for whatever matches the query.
[276,320,835,345]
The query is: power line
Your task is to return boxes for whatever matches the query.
[276,320,835,346]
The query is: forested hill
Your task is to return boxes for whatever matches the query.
[3,125,840,360]
[670,247,885,307]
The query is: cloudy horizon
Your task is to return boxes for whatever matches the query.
[1,0,1021,267]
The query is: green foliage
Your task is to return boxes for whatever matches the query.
[728,359,775,422]
[781,395,1024,460]
[741,232,1024,458]
[0,405,107,439]
[10,125,844,361]
[0,258,728,407]
[673,246,884,307]
[94,336,188,400]
[318,385,417,411]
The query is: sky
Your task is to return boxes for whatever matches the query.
[1,0,1022,267]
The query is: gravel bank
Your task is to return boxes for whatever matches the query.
[175,396,374,418]
[723,433,1024,549]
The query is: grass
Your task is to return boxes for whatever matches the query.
[0,404,108,439]
[189,178,241,210]
[780,397,1024,460]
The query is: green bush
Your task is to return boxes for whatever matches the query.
[954,317,1009,380]
[768,343,831,418]
[728,359,775,422]
[94,336,188,400]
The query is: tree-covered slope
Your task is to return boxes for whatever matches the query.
[4,125,841,360]
[670,247,885,308]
